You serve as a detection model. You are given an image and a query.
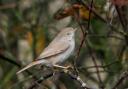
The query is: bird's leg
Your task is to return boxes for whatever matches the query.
[53,64,70,69]
[53,64,72,73]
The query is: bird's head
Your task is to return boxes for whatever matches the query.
[58,27,77,40]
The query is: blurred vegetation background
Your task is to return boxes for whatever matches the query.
[0,0,128,89]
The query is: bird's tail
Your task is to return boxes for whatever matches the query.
[16,60,47,74]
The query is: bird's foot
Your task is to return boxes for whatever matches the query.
[53,65,73,73]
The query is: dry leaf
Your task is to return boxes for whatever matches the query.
[54,4,94,20]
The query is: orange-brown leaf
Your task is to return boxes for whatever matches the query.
[54,4,94,20]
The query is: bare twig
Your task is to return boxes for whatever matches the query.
[28,69,91,89]
[86,41,104,89]
[72,3,87,75]
[88,34,124,40]
[28,72,53,89]
[73,0,94,75]
[66,71,91,89]
[112,71,128,89]
[0,53,21,67]
[115,5,128,60]
[83,1,104,86]
[114,5,128,45]
[83,0,104,88]
[115,6,127,32]
[79,60,119,69]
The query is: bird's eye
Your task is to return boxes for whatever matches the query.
[67,33,71,35]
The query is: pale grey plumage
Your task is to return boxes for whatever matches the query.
[17,27,76,74]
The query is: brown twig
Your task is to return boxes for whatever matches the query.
[115,6,127,32]
[0,53,21,67]
[73,0,95,75]
[72,2,87,75]
[115,5,128,60]
[79,60,119,69]
[66,71,91,89]
[112,71,128,89]
[28,72,53,89]
[88,34,124,40]
[28,69,91,89]
[85,2,104,88]
[86,41,104,89]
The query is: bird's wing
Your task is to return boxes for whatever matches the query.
[37,41,69,59]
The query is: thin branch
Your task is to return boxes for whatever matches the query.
[73,0,94,75]
[112,71,128,89]
[88,34,124,40]
[28,72,53,89]
[66,71,91,89]
[28,69,92,89]
[114,5,128,54]
[73,4,87,75]
[115,5,128,59]
[85,0,104,88]
[79,60,119,69]
[73,1,104,88]
[0,53,21,67]
[86,41,104,89]
[115,6,127,32]
[86,0,93,31]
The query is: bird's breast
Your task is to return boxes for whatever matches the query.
[57,40,75,63]
[48,39,75,65]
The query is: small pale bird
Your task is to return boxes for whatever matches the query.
[17,27,76,74]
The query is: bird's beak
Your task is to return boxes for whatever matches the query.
[74,28,77,32]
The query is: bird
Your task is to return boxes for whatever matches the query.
[16,27,76,74]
